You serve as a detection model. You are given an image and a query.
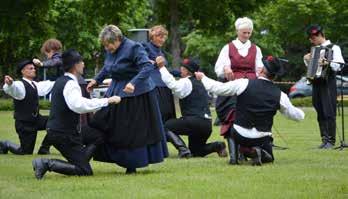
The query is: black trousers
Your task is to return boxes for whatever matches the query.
[81,125,106,146]
[47,130,93,175]
[165,116,212,156]
[14,115,49,154]
[312,75,337,143]
[233,128,274,159]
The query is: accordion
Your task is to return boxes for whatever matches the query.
[306,46,333,81]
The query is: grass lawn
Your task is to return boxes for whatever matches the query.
[0,108,347,198]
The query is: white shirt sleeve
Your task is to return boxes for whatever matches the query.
[201,76,248,96]
[34,80,55,97]
[159,67,192,99]
[255,46,264,74]
[330,45,345,71]
[279,92,305,121]
[214,44,230,78]
[2,81,26,100]
[63,80,109,114]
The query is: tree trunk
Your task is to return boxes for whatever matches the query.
[169,0,181,68]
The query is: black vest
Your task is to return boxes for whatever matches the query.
[235,79,281,132]
[13,80,39,122]
[47,76,79,134]
[179,76,211,118]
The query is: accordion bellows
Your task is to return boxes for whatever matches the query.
[307,46,333,80]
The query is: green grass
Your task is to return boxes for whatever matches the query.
[0,109,348,198]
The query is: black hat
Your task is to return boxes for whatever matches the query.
[181,58,200,73]
[62,49,83,72]
[306,24,323,37]
[17,59,34,74]
[262,56,285,76]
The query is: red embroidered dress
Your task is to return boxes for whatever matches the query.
[228,42,257,80]
[220,42,257,136]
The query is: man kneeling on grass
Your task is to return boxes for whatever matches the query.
[195,56,305,165]
[157,56,227,158]
[32,49,121,179]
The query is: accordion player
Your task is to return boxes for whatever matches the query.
[306,45,333,81]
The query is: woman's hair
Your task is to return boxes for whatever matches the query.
[235,17,253,30]
[149,25,168,40]
[40,39,62,54]
[99,25,123,43]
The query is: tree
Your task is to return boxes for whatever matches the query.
[252,0,345,80]
[154,0,268,69]
[0,0,50,77]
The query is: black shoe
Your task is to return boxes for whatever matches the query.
[318,142,327,149]
[37,147,50,155]
[322,142,334,149]
[260,149,273,163]
[125,168,137,174]
[32,158,49,180]
[166,130,192,158]
[216,142,228,157]
[226,137,238,165]
[251,147,262,166]
[178,149,192,158]
[0,141,8,154]
[238,153,248,163]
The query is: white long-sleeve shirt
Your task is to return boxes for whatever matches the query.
[62,73,109,114]
[3,77,54,100]
[159,67,192,99]
[215,39,264,78]
[159,67,212,119]
[304,40,345,71]
[201,76,305,138]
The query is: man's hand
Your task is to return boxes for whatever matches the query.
[303,53,311,62]
[107,96,121,104]
[319,58,329,66]
[86,79,97,93]
[4,75,13,85]
[223,66,234,81]
[155,56,166,68]
[194,72,205,81]
[102,79,112,87]
[123,83,135,93]
[256,67,262,77]
[32,58,43,67]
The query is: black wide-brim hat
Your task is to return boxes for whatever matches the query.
[182,58,200,73]
[17,59,34,74]
[262,56,285,76]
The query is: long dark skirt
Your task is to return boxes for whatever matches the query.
[155,86,176,123]
[89,90,168,169]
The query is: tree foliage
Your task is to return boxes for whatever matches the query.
[0,0,50,77]
[0,0,152,78]
[183,0,348,80]
[1,0,347,81]
[154,0,268,67]
[252,0,348,79]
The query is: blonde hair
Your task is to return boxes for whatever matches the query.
[149,25,168,40]
[235,17,253,30]
[40,39,62,54]
[99,25,123,43]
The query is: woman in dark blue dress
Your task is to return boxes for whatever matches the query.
[142,26,190,157]
[142,25,176,123]
[86,25,168,174]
